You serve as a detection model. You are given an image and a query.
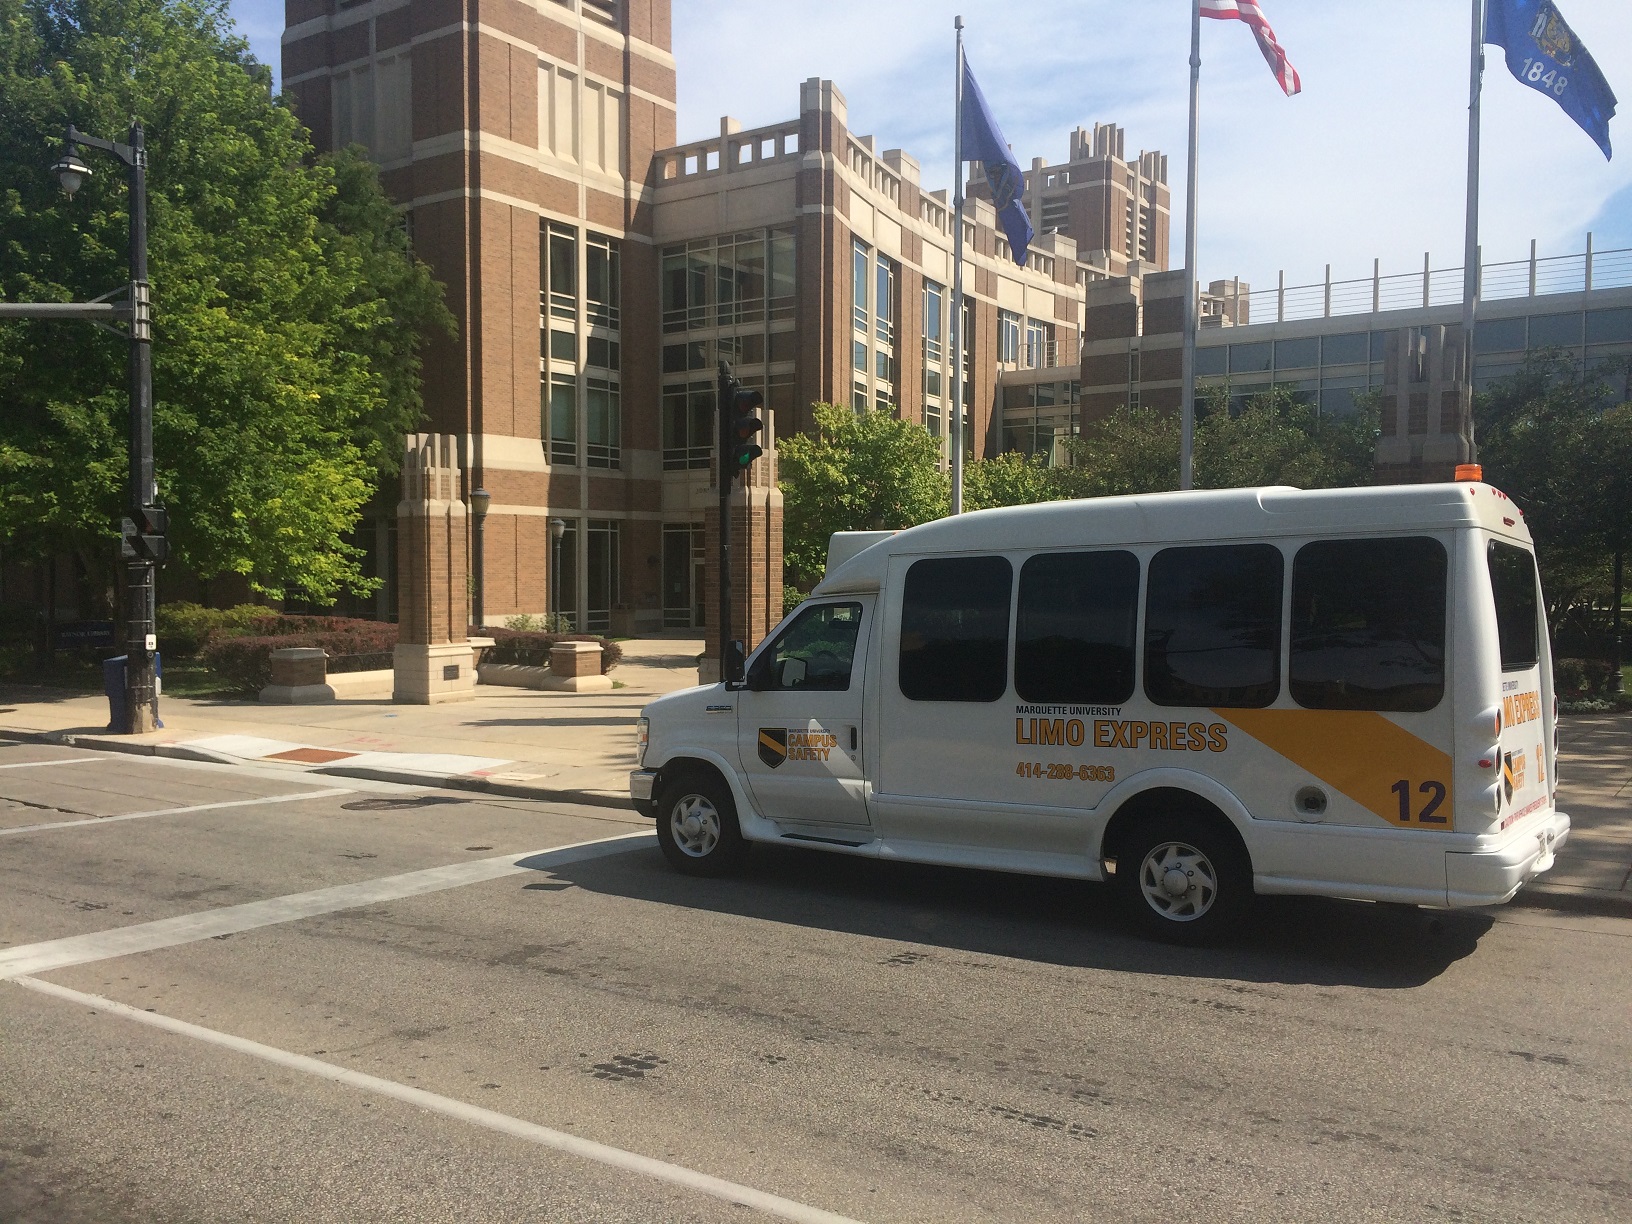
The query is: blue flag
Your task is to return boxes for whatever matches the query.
[961,60,1034,266]
[1485,1,1617,159]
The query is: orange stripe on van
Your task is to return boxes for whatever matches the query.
[1216,709,1455,829]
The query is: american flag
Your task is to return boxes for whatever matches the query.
[1201,0,1303,96]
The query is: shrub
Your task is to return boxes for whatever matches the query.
[1554,657,1614,700]
[473,627,621,673]
[502,612,574,632]
[198,619,399,693]
[783,587,807,615]
[155,602,268,657]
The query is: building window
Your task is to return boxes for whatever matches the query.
[924,281,944,364]
[998,309,1022,365]
[662,380,714,471]
[875,255,896,346]
[586,520,620,633]
[660,228,795,333]
[1024,318,1049,369]
[585,232,619,329]
[662,522,705,628]
[853,381,868,412]
[581,0,620,27]
[852,240,869,334]
[898,556,1013,703]
[547,372,577,466]
[1145,544,1283,709]
[1290,537,1447,712]
[543,224,576,321]
[586,377,620,469]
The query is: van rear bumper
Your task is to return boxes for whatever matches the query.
[1444,809,1570,907]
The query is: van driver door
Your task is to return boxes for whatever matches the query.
[737,599,872,828]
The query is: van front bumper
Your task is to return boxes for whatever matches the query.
[1445,809,1571,906]
[629,769,657,818]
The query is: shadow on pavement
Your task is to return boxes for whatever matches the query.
[531,841,1494,990]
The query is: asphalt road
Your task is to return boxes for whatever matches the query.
[2,738,1628,1223]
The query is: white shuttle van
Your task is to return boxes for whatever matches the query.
[630,482,1569,941]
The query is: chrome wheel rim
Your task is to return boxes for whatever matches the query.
[668,793,721,858]
[1137,839,1218,922]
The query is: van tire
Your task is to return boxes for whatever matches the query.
[1116,813,1251,944]
[654,770,750,877]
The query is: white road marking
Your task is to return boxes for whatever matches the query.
[8,975,862,1224]
[0,787,357,839]
[0,831,655,978]
[0,757,106,770]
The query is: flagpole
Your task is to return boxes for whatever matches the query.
[1461,0,1485,463]
[1179,0,1201,491]
[950,15,966,515]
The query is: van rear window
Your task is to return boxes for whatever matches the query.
[1488,540,1540,672]
[899,555,1012,702]
[1290,537,1446,712]
[1145,544,1282,708]
[1014,551,1139,704]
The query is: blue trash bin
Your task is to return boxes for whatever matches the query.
[103,653,162,732]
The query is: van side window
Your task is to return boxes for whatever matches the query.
[1145,544,1282,708]
[1290,537,1447,711]
[753,602,863,691]
[1015,551,1140,704]
[1488,541,1540,672]
[899,556,1012,702]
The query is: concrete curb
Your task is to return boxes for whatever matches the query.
[2,727,640,814]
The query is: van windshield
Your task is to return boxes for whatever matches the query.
[1487,540,1540,672]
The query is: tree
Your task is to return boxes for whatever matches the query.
[0,0,454,604]
[1476,352,1632,662]
[777,403,947,590]
[1194,384,1378,491]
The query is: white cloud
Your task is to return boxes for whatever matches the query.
[234,0,1630,290]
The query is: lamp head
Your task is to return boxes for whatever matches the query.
[469,488,491,518]
[550,517,567,542]
[51,147,93,197]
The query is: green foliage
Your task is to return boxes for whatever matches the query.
[1476,352,1632,648]
[503,612,575,633]
[782,585,807,614]
[1194,384,1379,491]
[477,627,622,672]
[777,403,949,590]
[962,450,1063,510]
[154,598,266,655]
[0,0,454,605]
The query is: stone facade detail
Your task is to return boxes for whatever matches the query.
[394,433,475,704]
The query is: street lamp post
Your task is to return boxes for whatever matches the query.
[469,488,490,628]
[56,122,161,734]
[550,517,566,630]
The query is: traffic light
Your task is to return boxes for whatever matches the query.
[120,505,169,563]
[717,365,764,487]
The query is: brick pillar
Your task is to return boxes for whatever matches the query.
[700,413,785,684]
[394,433,476,703]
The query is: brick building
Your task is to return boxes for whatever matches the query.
[278,0,1150,635]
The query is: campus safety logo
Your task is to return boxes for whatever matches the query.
[757,727,788,769]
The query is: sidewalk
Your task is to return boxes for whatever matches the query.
[0,636,706,809]
[1,648,1627,916]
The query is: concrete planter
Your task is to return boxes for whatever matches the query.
[260,647,334,704]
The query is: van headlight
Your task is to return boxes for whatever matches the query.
[636,716,650,767]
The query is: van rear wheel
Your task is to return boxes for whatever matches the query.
[654,771,750,877]
[1116,814,1251,944]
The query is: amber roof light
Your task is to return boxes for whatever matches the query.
[1455,464,1483,482]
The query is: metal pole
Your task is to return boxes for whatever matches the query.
[125,121,157,734]
[717,361,733,680]
[950,15,966,514]
[1179,0,1201,490]
[1460,0,1484,465]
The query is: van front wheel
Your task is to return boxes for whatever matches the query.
[1117,814,1251,944]
[655,772,750,877]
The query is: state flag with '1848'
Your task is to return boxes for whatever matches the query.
[961,59,1033,266]
[1486,0,1618,159]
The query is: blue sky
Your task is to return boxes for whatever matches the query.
[238,1,1628,292]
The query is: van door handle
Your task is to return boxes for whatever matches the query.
[850,726,858,752]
